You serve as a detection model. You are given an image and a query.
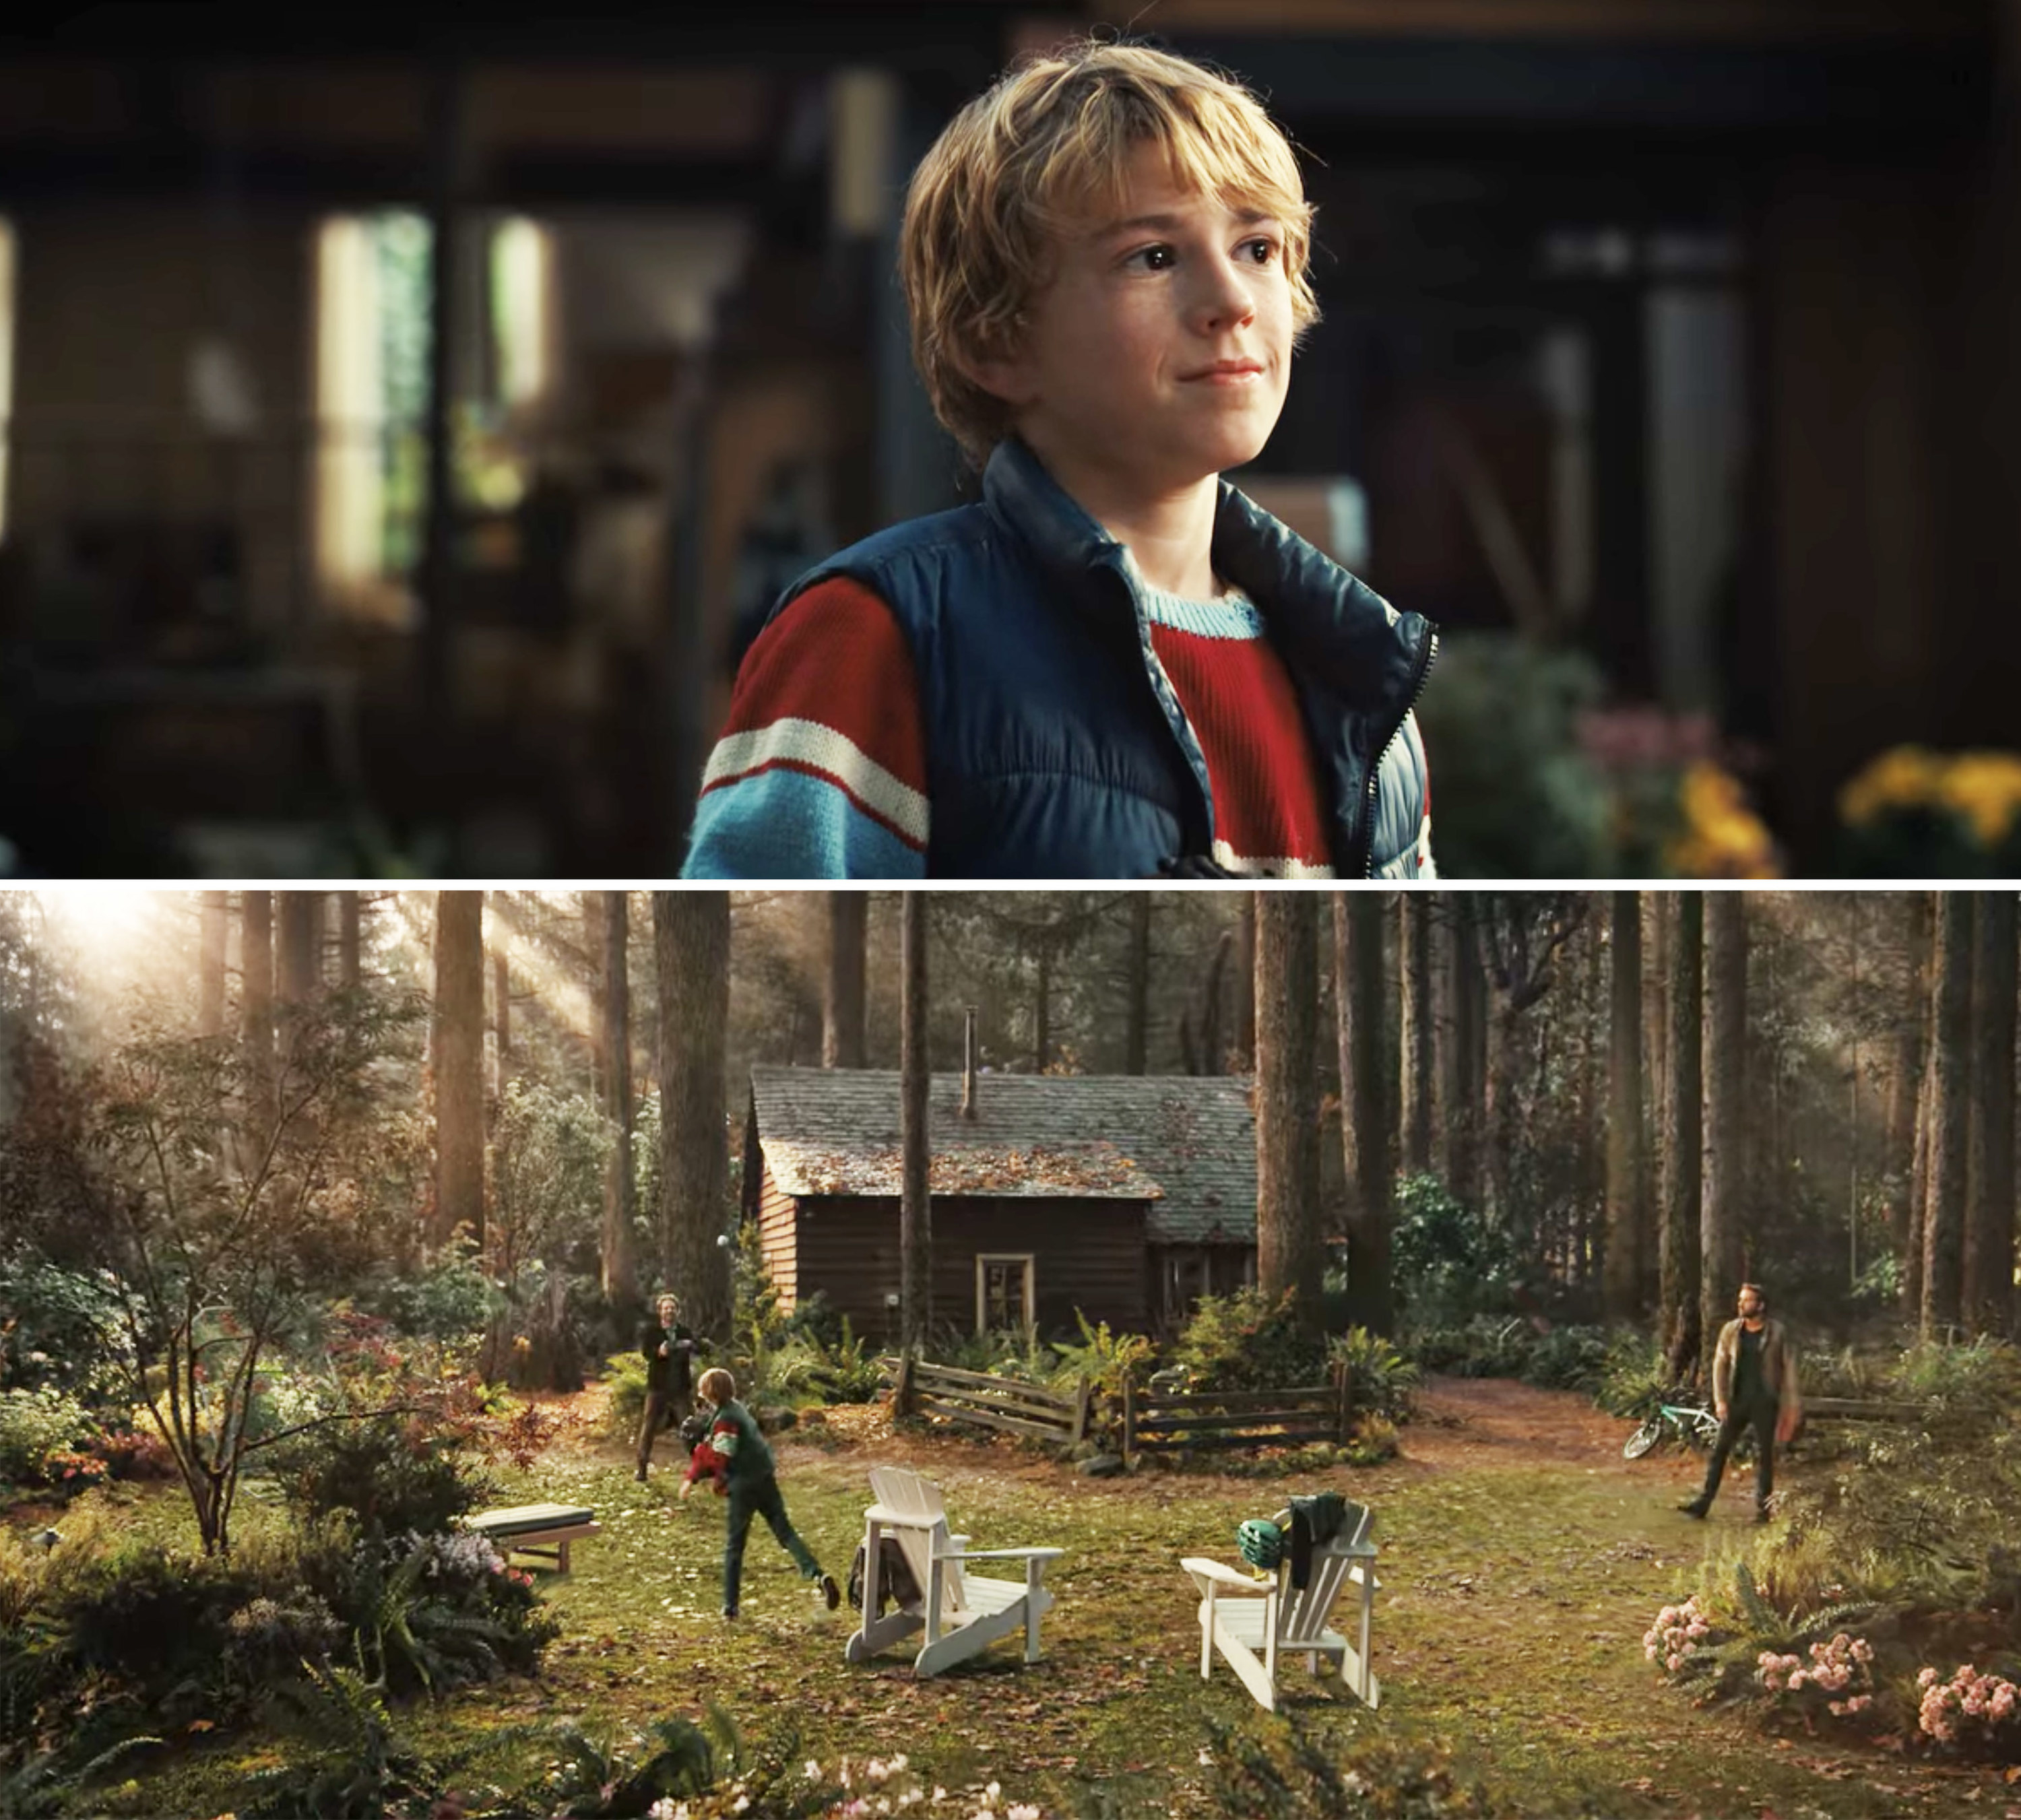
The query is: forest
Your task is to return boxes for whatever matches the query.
[0,887,2016,1820]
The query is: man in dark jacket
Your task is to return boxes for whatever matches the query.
[1681,1282,1802,1524]
[635,1293,698,1481]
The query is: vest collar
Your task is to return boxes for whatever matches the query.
[980,434,1429,719]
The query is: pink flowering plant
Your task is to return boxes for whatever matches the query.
[1915,1662,2021,1759]
[1756,1633,1880,1727]
[1643,1595,1717,1681]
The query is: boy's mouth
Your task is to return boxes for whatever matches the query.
[1180,358,1266,385]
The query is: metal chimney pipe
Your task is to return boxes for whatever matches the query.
[961,1006,978,1119]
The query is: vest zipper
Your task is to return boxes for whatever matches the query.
[1357,624,1440,878]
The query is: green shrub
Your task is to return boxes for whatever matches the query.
[1594,1332,1670,1419]
[1517,1324,1613,1396]
[348,1253,493,1344]
[0,1388,93,1486]
[313,1528,557,1699]
[1887,1336,2021,1435]
[508,1705,840,1820]
[766,1320,885,1406]
[1407,630,1613,881]
[238,1658,437,1820]
[0,1260,127,1403]
[930,1324,1056,1384]
[1326,1326,1419,1425]
[57,1542,268,1710]
[1405,1313,1535,1379]
[1391,1175,1520,1324]
[1172,1287,1326,1392]
[1050,1311,1157,1404]
[272,1415,492,1542]
[1194,1708,1603,1819]
[602,1348,652,1442]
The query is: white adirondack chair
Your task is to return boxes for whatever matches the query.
[1181,1501,1380,1712]
[843,1465,1064,1677]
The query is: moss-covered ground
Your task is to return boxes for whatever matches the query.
[18,1377,2021,1819]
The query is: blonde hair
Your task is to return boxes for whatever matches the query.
[899,38,1320,465]
[697,1367,737,1404]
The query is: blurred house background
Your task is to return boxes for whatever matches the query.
[0,0,2014,876]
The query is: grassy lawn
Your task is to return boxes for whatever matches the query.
[21,1379,2020,1819]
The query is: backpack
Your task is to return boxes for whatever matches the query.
[845,1535,923,1617]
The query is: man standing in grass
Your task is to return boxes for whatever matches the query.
[635,1293,697,1481]
[680,1366,840,1621]
[1680,1282,1801,1524]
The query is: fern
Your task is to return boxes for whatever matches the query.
[240,1658,435,1820]
[1050,1310,1155,1402]
[1733,1559,1775,1631]
[0,1734,160,1820]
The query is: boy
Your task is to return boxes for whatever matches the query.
[635,1292,699,1481]
[683,39,1436,880]
[678,1366,841,1620]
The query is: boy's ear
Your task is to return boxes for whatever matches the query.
[952,328,1037,409]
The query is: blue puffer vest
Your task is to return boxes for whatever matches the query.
[766,436,1438,879]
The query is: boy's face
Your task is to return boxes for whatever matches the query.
[973,143,1294,504]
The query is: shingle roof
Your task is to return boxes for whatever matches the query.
[748,1065,1258,1245]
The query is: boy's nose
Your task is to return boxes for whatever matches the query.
[1192,255,1257,329]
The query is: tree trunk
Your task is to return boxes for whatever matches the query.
[276,892,319,1006]
[1922,892,1973,1338]
[1964,891,2018,1338]
[1236,894,1258,1072]
[1574,917,1603,1288]
[601,890,637,1309]
[241,890,273,1109]
[585,892,608,1105]
[199,891,228,1035]
[823,892,868,1069]
[1604,891,1645,1322]
[1906,1018,1934,1320]
[338,890,362,989]
[1888,893,1933,1288]
[899,894,932,1351]
[1034,942,1052,1074]
[654,891,732,1340]
[1643,892,1670,1309]
[434,891,486,1249]
[1700,893,1747,1379]
[1333,892,1393,1334]
[1662,892,1703,1381]
[1258,893,1324,1334]
[1437,898,1485,1208]
[1124,895,1151,1074]
[492,948,511,1115]
[1398,894,1432,1175]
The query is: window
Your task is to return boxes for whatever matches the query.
[975,1254,1035,1336]
[311,210,556,620]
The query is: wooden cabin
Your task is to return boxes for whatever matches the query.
[742,1063,1260,1346]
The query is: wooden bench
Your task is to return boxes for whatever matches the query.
[465,1502,600,1573]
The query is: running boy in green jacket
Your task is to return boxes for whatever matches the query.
[680,1366,840,1620]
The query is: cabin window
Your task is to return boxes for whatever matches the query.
[975,1254,1035,1336]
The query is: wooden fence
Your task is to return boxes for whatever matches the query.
[1120,1366,1356,1463]
[1803,1396,1927,1425]
[882,1355,1091,1448]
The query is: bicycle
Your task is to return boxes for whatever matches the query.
[1622,1396,1752,1461]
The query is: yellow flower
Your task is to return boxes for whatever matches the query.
[1934,750,2021,849]
[1837,746,1945,827]
[1666,760,1780,878]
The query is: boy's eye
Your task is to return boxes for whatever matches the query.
[1126,243,1177,271]
[1243,236,1281,265]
